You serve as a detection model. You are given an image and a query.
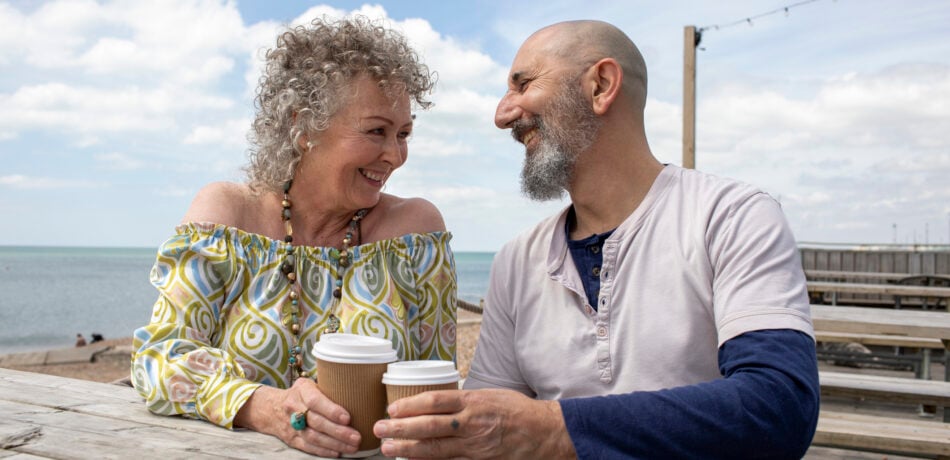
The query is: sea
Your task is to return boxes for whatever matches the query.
[0,246,494,355]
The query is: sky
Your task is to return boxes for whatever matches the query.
[0,0,948,252]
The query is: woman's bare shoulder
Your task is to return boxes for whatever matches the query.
[180,182,264,228]
[369,194,446,239]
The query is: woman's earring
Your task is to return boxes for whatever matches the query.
[306,141,314,150]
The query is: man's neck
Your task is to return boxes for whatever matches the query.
[566,148,663,240]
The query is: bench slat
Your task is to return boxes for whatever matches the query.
[820,371,950,406]
[815,411,950,456]
[815,331,945,348]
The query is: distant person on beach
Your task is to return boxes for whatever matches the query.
[90,333,104,344]
[75,333,86,347]
[131,16,456,458]
[374,20,818,459]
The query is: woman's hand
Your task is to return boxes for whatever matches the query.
[235,377,361,457]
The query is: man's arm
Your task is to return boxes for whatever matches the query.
[374,328,818,459]
[562,329,819,459]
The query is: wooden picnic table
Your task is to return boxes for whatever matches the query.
[0,368,389,459]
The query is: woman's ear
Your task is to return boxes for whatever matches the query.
[293,111,313,152]
[298,134,312,152]
[585,58,623,115]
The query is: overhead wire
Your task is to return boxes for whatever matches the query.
[693,0,828,47]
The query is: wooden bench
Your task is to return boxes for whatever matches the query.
[802,306,950,456]
[820,371,950,408]
[816,331,945,349]
[815,331,946,380]
[808,281,950,307]
[815,410,950,458]
[816,373,950,457]
[806,269,918,283]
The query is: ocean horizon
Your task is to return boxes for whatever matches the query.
[0,245,493,355]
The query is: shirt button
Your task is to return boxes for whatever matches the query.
[590,246,600,254]
[597,326,607,337]
[592,266,601,277]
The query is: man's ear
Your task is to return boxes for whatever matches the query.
[585,58,623,115]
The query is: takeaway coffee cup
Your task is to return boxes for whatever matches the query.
[313,333,398,458]
[382,361,460,460]
[382,360,460,404]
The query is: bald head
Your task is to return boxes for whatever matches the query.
[524,20,648,112]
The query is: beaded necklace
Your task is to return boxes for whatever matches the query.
[280,179,368,379]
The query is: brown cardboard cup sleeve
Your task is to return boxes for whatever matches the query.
[313,334,398,458]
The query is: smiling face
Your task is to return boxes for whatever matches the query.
[297,75,413,212]
[495,32,603,201]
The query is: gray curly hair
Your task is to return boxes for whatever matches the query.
[245,15,435,192]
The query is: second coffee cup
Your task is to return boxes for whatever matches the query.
[313,333,398,458]
[382,360,460,404]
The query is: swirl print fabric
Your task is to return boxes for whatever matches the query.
[131,223,457,428]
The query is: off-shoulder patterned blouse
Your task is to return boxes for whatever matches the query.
[131,223,457,429]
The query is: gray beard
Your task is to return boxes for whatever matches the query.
[519,82,602,202]
[520,137,575,201]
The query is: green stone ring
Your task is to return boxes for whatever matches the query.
[290,410,308,431]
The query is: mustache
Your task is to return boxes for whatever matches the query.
[511,116,541,143]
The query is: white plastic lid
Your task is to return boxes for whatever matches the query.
[311,333,398,364]
[382,360,460,385]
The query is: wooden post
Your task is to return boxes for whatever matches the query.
[683,26,698,169]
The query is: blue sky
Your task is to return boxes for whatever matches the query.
[1,0,948,251]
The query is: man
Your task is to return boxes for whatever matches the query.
[374,20,818,459]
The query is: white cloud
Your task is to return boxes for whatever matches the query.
[398,18,508,94]
[408,136,474,157]
[0,3,26,65]
[429,88,499,120]
[693,63,950,175]
[0,174,104,189]
[184,118,251,147]
[0,83,234,136]
[152,186,192,198]
[666,59,950,245]
[73,135,101,148]
[0,0,251,148]
[9,0,248,83]
[94,152,147,171]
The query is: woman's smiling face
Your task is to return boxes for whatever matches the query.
[299,74,414,211]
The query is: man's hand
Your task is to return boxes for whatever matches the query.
[373,389,576,459]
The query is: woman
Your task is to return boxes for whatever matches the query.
[131,16,456,457]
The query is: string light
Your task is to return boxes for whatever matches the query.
[698,0,824,34]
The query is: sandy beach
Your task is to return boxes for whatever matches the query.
[0,313,482,384]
